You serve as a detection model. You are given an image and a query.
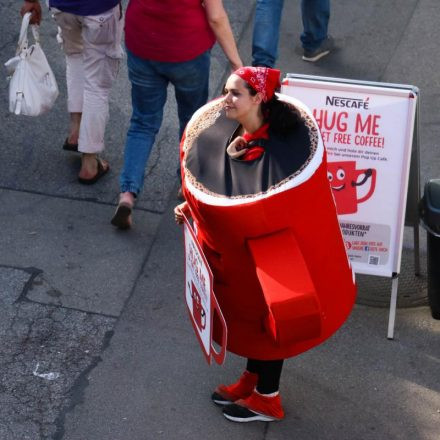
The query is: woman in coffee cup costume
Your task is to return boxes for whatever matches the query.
[175,67,356,422]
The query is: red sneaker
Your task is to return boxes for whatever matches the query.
[222,390,285,422]
[211,371,258,405]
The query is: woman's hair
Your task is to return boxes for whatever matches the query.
[244,82,302,136]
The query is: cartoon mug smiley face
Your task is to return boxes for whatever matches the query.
[327,161,376,215]
[190,281,206,331]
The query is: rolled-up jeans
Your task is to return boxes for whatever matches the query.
[119,49,210,196]
[252,0,330,67]
[52,5,124,153]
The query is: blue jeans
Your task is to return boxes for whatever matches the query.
[252,0,330,67]
[119,49,210,195]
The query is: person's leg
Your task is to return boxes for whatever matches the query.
[300,0,330,51]
[67,112,82,147]
[112,52,168,229]
[119,51,168,197]
[251,0,284,67]
[65,54,83,147]
[171,51,211,140]
[249,359,284,394]
[78,5,124,180]
[222,359,285,422]
[167,50,211,191]
[52,10,84,147]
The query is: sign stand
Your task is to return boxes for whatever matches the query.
[282,74,420,339]
[386,100,422,340]
[387,276,399,339]
[405,101,421,275]
[388,96,421,339]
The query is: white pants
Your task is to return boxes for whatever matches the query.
[52,4,124,153]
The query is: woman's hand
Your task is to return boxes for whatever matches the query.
[174,201,191,225]
[230,62,243,72]
[226,136,248,159]
[20,0,42,25]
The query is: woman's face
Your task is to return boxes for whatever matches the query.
[223,74,262,122]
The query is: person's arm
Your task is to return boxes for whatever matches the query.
[20,0,42,25]
[203,0,243,71]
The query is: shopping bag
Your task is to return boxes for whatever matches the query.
[5,12,59,116]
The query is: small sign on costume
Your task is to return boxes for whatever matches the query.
[183,214,227,365]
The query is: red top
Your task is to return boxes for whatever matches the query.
[125,0,216,62]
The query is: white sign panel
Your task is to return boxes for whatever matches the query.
[282,76,417,277]
[183,214,227,365]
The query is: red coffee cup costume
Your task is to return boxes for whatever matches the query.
[180,67,356,361]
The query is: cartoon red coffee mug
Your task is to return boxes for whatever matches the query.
[327,160,376,215]
[190,281,206,331]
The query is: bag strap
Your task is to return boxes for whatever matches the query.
[17,12,31,53]
[16,12,40,55]
[31,24,40,44]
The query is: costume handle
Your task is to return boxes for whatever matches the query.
[210,293,227,365]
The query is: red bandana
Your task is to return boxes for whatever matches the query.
[233,67,281,102]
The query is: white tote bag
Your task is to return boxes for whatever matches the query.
[5,12,59,116]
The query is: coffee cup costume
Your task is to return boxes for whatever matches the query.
[180,68,356,361]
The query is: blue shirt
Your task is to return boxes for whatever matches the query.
[49,0,119,16]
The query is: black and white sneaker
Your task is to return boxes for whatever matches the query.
[221,391,284,423]
[222,403,279,423]
[211,391,234,406]
[302,37,334,62]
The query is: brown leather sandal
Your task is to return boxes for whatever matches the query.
[62,138,79,152]
[78,158,110,185]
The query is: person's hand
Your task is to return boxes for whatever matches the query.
[226,136,248,159]
[20,0,42,25]
[174,201,190,225]
[229,60,243,73]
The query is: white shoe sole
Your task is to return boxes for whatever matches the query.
[212,398,234,406]
[302,49,330,62]
[223,411,279,423]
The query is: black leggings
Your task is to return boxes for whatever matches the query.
[246,358,284,394]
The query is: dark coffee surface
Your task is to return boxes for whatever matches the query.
[185,111,312,197]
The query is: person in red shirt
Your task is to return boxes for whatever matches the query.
[111,0,242,229]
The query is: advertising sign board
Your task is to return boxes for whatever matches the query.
[282,75,418,278]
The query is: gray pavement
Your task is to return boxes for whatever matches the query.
[0,1,439,439]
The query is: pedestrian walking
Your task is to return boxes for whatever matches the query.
[175,67,356,422]
[20,0,124,183]
[110,0,242,230]
[252,0,333,66]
